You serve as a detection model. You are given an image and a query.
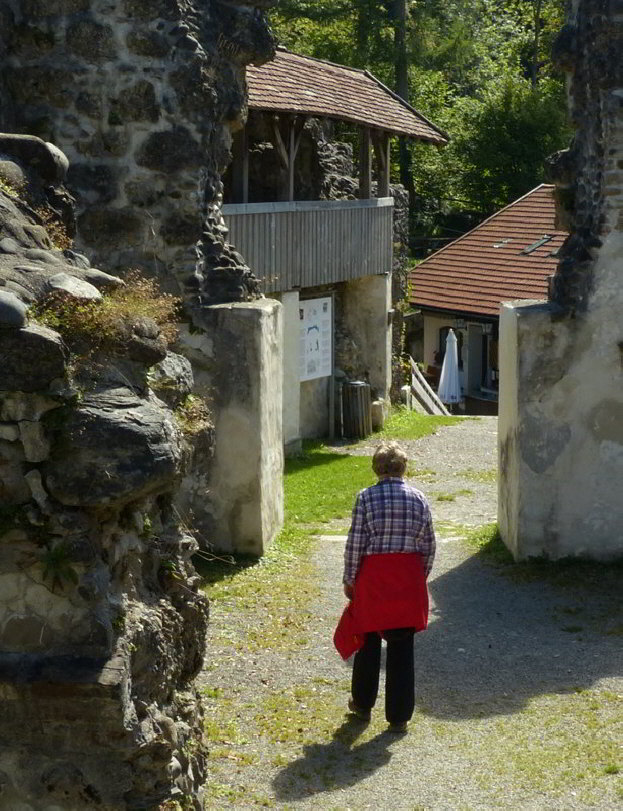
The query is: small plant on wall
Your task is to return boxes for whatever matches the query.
[31,270,181,355]
[39,542,79,593]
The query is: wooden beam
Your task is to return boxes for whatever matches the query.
[359,126,371,199]
[272,116,290,169]
[287,117,305,202]
[372,130,391,198]
[231,127,249,204]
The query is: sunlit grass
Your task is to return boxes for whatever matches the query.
[378,406,461,440]
[459,467,498,483]
[285,442,374,524]
[453,690,623,800]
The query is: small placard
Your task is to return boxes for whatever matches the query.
[299,297,332,382]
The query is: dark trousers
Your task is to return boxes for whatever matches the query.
[351,628,415,724]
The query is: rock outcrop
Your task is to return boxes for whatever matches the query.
[0,136,210,808]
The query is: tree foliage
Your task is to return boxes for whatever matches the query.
[269,0,572,248]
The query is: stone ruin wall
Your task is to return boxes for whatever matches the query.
[1,0,275,307]
[498,0,623,561]
[0,136,210,807]
[0,0,283,555]
[0,0,280,806]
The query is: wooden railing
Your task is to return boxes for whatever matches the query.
[222,198,394,294]
[409,356,450,416]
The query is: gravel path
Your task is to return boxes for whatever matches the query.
[329,415,499,529]
[201,418,623,810]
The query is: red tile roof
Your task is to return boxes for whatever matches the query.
[247,49,447,144]
[409,185,567,317]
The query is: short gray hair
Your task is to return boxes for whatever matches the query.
[372,442,408,477]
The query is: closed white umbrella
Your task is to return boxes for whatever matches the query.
[437,329,461,405]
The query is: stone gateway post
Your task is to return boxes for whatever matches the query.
[499,0,623,561]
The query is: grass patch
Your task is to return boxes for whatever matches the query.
[285,442,375,524]
[464,524,623,612]
[255,685,346,744]
[435,488,474,502]
[458,689,623,799]
[377,406,461,440]
[459,468,498,483]
[435,519,471,537]
[199,525,316,652]
[463,522,514,564]
[407,466,437,481]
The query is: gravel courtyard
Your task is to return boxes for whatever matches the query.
[200,417,623,810]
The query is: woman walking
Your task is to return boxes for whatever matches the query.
[337,442,436,732]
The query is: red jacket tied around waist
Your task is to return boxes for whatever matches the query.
[334,552,429,660]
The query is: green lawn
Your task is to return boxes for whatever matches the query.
[378,406,461,440]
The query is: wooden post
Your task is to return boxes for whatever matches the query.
[231,127,249,204]
[373,130,391,198]
[272,116,304,201]
[359,126,371,199]
[288,123,295,202]
[288,117,305,202]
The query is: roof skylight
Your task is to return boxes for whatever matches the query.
[521,235,553,254]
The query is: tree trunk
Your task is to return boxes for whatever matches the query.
[531,0,542,88]
[393,0,415,237]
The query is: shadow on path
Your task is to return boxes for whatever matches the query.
[412,550,623,721]
[272,716,397,802]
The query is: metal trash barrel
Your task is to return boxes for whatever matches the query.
[342,381,372,438]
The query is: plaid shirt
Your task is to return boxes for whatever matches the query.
[343,477,436,586]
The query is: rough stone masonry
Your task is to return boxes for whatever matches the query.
[0,1,282,806]
[0,132,213,808]
[0,0,284,559]
[1,0,277,306]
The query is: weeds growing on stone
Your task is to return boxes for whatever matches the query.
[173,394,212,436]
[39,541,79,592]
[0,175,22,199]
[32,270,180,354]
[34,204,73,250]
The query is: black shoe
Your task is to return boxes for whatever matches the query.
[348,698,371,722]
[387,721,408,733]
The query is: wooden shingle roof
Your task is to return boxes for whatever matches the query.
[246,48,448,144]
[409,185,567,317]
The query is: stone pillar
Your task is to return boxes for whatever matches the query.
[180,299,284,555]
[341,273,392,401]
[498,0,623,561]
[281,290,302,456]
[499,295,623,560]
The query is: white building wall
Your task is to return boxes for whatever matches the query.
[341,273,392,399]
[280,291,302,455]
[499,288,623,560]
[423,313,454,366]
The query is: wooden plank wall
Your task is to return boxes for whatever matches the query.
[222,199,394,293]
